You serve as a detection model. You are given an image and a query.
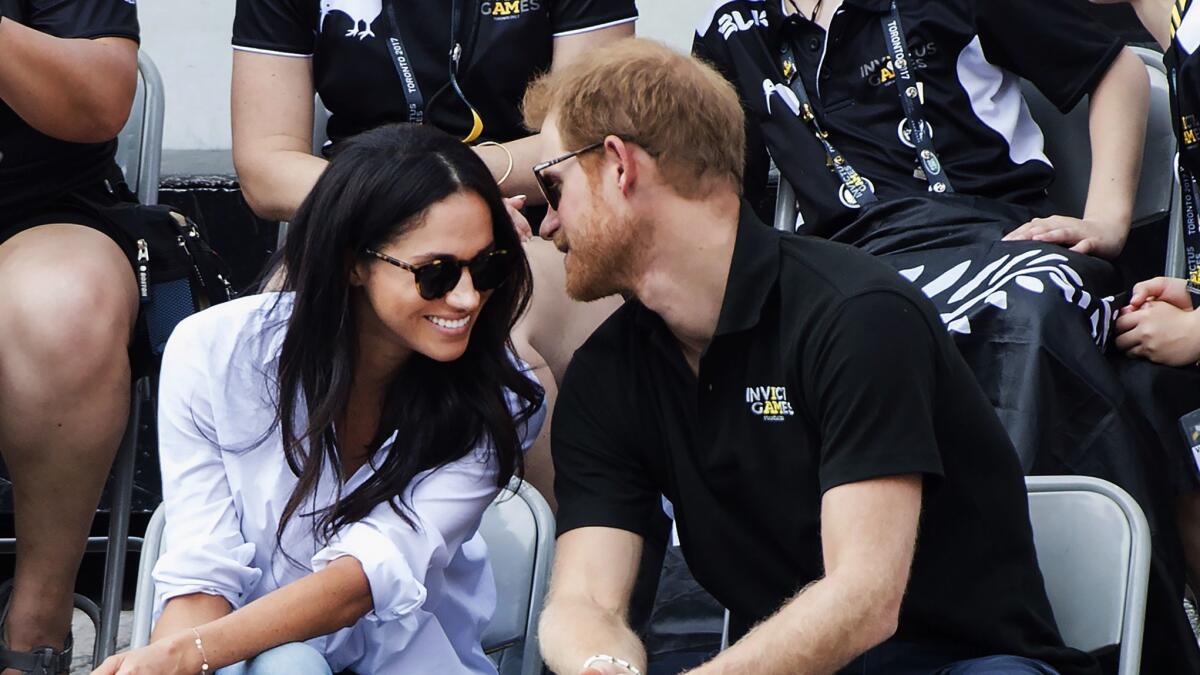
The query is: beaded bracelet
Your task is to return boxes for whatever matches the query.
[583,654,643,675]
[190,628,211,673]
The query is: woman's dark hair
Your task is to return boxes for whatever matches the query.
[272,123,542,546]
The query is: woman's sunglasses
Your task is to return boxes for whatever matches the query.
[531,141,604,210]
[364,248,515,300]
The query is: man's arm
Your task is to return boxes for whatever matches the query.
[539,527,648,675]
[1004,47,1148,258]
[0,19,137,143]
[231,50,328,222]
[688,475,922,675]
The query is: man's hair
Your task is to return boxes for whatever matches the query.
[523,38,745,198]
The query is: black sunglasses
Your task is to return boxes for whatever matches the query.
[364,248,515,300]
[531,142,604,210]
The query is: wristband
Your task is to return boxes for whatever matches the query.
[583,654,643,675]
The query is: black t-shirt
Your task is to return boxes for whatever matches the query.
[552,207,1100,675]
[692,0,1123,238]
[1168,0,1200,179]
[0,0,139,214]
[232,0,636,147]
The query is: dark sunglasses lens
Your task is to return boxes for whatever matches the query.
[414,260,462,300]
[471,250,514,291]
[535,170,560,210]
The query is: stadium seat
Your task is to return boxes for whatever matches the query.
[716,476,1150,673]
[130,478,556,675]
[114,51,165,206]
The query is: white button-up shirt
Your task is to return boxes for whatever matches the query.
[152,292,545,674]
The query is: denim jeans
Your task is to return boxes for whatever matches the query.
[215,642,333,675]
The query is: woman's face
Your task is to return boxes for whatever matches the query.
[351,190,499,364]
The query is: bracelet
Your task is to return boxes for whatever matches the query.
[583,654,643,675]
[190,628,211,673]
[476,141,513,186]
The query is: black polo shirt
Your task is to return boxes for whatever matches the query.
[692,0,1123,238]
[1168,0,1200,178]
[0,0,139,213]
[232,0,636,147]
[552,206,1099,674]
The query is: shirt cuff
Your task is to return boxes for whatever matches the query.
[152,541,261,621]
[311,521,429,631]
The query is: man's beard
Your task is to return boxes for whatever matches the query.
[558,204,645,302]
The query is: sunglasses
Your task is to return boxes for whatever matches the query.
[531,141,604,210]
[365,247,515,300]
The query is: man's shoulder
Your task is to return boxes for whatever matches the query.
[777,234,927,301]
[695,0,769,41]
[569,300,647,372]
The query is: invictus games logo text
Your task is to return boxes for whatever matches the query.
[481,0,540,20]
[745,385,794,421]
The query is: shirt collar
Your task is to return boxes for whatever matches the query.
[713,204,783,337]
[766,0,891,44]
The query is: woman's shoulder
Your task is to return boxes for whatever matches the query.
[167,292,294,363]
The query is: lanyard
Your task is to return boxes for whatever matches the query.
[776,1,951,207]
[382,0,484,142]
[1168,62,1200,289]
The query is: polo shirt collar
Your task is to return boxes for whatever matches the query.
[712,205,783,337]
[765,0,891,42]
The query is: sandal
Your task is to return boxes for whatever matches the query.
[0,581,73,675]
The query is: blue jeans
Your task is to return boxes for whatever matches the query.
[215,642,333,675]
[839,641,1060,675]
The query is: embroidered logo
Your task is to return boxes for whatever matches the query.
[718,9,767,39]
[745,385,794,422]
[319,0,382,40]
[481,0,542,21]
[1183,114,1199,147]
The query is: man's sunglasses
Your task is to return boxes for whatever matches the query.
[364,248,515,300]
[531,141,604,211]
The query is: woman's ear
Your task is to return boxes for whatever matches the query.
[348,253,368,287]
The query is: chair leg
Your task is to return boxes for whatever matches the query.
[93,376,149,667]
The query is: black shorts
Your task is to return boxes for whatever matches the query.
[0,174,136,261]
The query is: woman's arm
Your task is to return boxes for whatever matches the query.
[476,22,635,200]
[0,18,137,143]
[232,50,328,222]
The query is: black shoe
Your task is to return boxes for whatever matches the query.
[0,581,73,675]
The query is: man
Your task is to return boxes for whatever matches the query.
[0,1,139,672]
[528,38,1097,675]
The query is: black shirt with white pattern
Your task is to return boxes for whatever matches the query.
[233,0,637,148]
[692,0,1123,238]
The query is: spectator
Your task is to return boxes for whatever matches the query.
[531,38,1097,675]
[229,0,635,507]
[0,2,139,673]
[94,125,545,675]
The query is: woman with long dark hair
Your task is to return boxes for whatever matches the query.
[93,123,545,675]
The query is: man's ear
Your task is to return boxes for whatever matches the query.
[604,134,639,198]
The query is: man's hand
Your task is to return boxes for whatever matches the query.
[505,195,534,242]
[1115,299,1200,366]
[1002,215,1128,259]
[1125,276,1190,312]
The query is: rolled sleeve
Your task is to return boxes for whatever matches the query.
[151,315,262,620]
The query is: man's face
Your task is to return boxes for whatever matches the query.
[537,117,645,302]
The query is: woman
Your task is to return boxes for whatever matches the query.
[93,123,545,675]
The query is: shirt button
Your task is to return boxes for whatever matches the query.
[808,37,821,52]
[707,384,714,392]
[820,71,831,81]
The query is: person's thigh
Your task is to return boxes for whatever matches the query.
[935,655,1060,675]
[238,643,333,675]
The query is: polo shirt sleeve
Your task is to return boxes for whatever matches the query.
[233,0,315,57]
[20,0,139,42]
[551,352,662,539]
[806,290,945,494]
[974,0,1124,113]
[548,0,636,38]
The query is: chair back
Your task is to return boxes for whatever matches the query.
[114,51,164,206]
[1025,475,1150,675]
[1020,46,1174,229]
[130,478,555,675]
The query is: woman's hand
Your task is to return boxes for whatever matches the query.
[1001,215,1129,259]
[1125,276,1190,312]
[1114,299,1200,366]
[505,195,533,242]
[92,632,199,675]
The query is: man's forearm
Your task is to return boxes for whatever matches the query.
[540,595,647,675]
[1083,47,1148,230]
[476,134,545,201]
[0,18,137,142]
[234,148,328,222]
[689,576,899,675]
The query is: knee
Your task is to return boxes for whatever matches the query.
[245,643,332,675]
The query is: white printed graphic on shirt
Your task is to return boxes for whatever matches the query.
[320,0,382,40]
[898,249,1116,347]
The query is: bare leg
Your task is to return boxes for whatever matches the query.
[512,239,622,511]
[0,224,137,671]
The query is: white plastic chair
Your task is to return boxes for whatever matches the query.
[718,475,1150,674]
[114,50,165,206]
[130,477,555,675]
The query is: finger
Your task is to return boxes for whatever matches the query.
[1067,238,1093,255]
[1002,221,1042,241]
[1132,278,1167,302]
[1114,311,1140,333]
[1027,227,1080,246]
[505,194,528,210]
[1114,329,1141,353]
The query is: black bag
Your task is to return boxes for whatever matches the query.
[75,196,236,365]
